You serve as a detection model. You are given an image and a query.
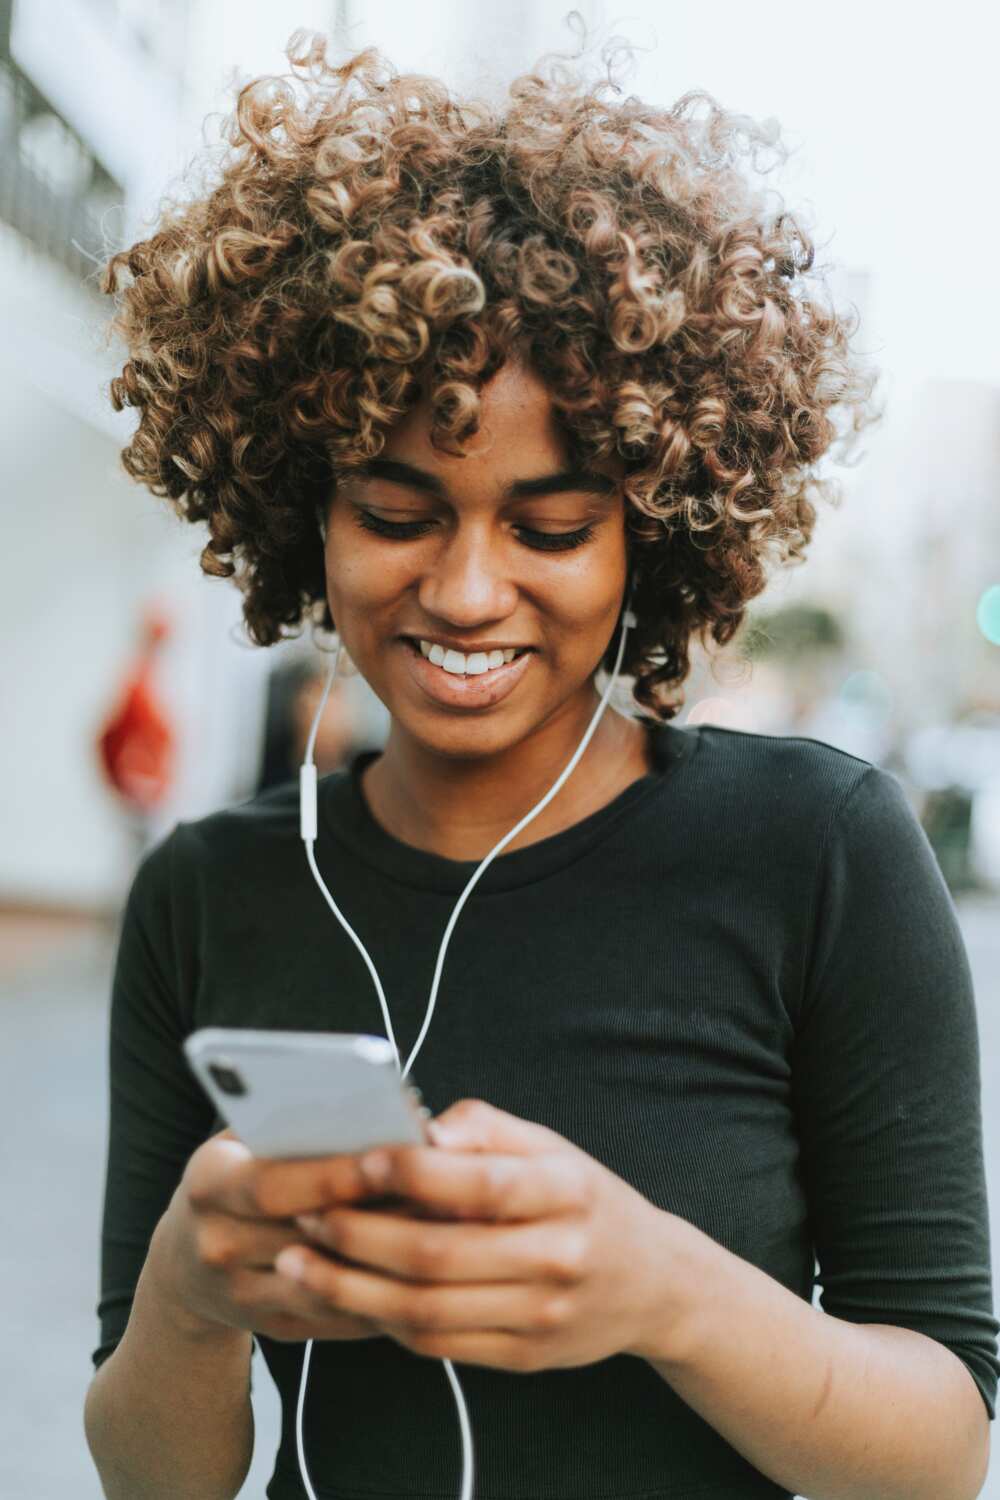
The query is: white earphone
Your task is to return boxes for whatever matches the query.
[296,580,638,1500]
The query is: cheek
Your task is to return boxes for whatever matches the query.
[545,543,627,638]
[325,538,411,617]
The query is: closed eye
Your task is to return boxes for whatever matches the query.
[352,509,596,552]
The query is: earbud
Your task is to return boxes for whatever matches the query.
[623,569,638,631]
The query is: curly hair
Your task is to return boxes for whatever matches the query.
[101,29,880,721]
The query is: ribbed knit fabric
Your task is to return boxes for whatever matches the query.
[92,721,999,1499]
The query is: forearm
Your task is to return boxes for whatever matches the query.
[640,1214,990,1500]
[84,1223,254,1500]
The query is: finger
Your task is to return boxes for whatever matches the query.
[380,1325,551,1373]
[274,1247,569,1334]
[185,1137,385,1222]
[225,1265,378,1341]
[429,1098,567,1155]
[194,1213,327,1272]
[296,1206,586,1285]
[355,1145,590,1222]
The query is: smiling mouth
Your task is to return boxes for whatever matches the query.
[403,637,534,677]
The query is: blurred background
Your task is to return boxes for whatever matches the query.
[0,0,997,1494]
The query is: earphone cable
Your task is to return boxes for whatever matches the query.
[296,599,636,1500]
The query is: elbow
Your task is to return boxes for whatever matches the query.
[83,1368,107,1460]
[83,1368,116,1496]
[83,1359,252,1500]
[947,1361,992,1500]
[965,1410,990,1500]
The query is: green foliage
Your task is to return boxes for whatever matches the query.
[743,603,845,661]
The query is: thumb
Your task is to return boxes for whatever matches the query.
[427,1098,566,1156]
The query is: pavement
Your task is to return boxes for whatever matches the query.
[2,895,998,1499]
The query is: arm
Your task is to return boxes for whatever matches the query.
[641,1212,990,1500]
[86,827,241,1495]
[643,763,997,1500]
[84,1211,254,1500]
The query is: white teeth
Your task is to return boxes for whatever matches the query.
[417,639,525,675]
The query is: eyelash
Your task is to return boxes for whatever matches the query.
[352,510,596,552]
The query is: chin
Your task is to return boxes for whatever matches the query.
[396,707,539,762]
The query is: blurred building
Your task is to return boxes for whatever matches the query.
[745,367,1000,740]
[0,0,293,915]
[0,0,601,912]
[896,379,1000,720]
[4,0,996,913]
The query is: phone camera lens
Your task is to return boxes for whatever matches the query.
[207,1061,247,1097]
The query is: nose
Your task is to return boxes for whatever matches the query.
[416,525,519,628]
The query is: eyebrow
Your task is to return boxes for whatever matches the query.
[355,457,617,499]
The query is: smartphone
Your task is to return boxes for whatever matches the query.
[183,1027,429,1159]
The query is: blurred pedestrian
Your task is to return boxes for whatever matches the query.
[95,605,175,860]
[256,658,365,794]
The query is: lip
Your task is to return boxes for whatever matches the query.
[398,637,536,710]
[400,633,534,654]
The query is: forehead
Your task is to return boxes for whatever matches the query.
[389,358,561,459]
[379,359,623,487]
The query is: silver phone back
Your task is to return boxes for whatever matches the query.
[183,1027,427,1158]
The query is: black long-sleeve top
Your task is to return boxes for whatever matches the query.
[92,721,999,1499]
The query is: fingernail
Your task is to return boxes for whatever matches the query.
[275,1248,307,1280]
[295,1214,324,1237]
[427,1120,457,1147]
[359,1149,391,1186]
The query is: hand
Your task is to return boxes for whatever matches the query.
[151,1126,411,1345]
[275,1099,690,1372]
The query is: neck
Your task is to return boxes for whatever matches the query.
[361,692,653,863]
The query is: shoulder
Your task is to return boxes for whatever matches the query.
[677,725,933,910]
[690,722,878,792]
[127,770,349,909]
[172,776,303,861]
[683,723,894,847]
[160,771,350,868]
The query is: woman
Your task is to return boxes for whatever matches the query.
[84,33,998,1500]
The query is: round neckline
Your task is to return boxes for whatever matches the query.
[319,719,698,894]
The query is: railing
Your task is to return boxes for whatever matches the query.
[0,55,123,283]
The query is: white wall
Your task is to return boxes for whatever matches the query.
[10,0,185,247]
[0,3,281,911]
[0,228,271,909]
[180,0,609,122]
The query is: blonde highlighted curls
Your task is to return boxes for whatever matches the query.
[102,28,880,720]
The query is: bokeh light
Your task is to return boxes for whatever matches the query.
[838,669,893,724]
[685,696,755,729]
[976,585,1000,646]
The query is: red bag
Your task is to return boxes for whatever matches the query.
[97,611,175,811]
